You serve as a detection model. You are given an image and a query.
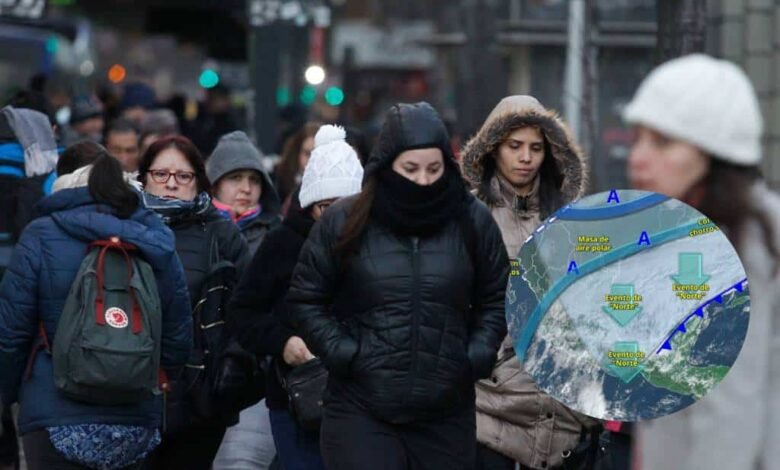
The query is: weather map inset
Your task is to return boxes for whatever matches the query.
[506,189,750,421]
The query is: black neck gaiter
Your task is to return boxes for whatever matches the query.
[371,165,469,237]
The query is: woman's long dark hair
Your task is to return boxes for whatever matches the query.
[88,154,139,219]
[335,178,377,258]
[694,159,778,270]
[58,141,105,176]
[275,122,320,199]
[478,134,565,218]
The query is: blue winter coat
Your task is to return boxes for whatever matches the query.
[0,187,193,434]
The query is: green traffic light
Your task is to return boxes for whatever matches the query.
[277,87,291,106]
[324,87,345,106]
[300,85,317,105]
[199,69,220,89]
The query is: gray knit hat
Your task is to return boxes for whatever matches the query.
[207,131,265,184]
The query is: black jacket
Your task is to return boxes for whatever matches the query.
[287,102,509,424]
[288,196,508,423]
[230,207,314,410]
[169,205,249,300]
[165,204,249,429]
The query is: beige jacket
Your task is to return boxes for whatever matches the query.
[461,95,598,469]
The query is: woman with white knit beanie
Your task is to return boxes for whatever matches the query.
[624,53,780,470]
[228,124,362,470]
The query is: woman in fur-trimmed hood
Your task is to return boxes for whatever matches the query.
[461,95,600,470]
[461,94,587,258]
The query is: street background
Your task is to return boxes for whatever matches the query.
[0,0,776,189]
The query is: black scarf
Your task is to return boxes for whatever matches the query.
[371,165,469,237]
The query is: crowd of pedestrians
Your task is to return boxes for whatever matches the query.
[0,53,778,470]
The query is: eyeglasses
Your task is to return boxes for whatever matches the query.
[148,169,196,185]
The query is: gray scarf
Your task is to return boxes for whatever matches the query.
[1,106,58,177]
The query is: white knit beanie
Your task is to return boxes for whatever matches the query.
[299,125,363,209]
[623,53,763,166]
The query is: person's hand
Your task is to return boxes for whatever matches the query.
[283,336,315,366]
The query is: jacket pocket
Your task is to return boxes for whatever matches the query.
[323,332,359,379]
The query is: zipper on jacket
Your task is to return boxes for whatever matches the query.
[407,237,421,402]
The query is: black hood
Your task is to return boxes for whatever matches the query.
[364,102,458,181]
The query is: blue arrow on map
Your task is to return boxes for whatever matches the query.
[671,252,710,286]
[677,323,687,333]
[602,284,642,327]
[604,341,644,383]
[659,340,672,352]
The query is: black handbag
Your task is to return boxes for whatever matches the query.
[279,357,328,431]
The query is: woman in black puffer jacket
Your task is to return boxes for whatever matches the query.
[287,102,510,469]
[136,135,249,470]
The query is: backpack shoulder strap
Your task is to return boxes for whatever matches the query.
[24,322,51,380]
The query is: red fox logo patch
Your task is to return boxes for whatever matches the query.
[105,307,129,329]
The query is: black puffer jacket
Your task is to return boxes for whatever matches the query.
[169,205,249,299]
[287,103,509,424]
[163,203,249,429]
[230,201,314,410]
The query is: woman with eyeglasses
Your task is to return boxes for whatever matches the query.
[287,104,510,469]
[229,125,364,469]
[136,135,249,470]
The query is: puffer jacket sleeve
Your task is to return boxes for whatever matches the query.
[229,228,294,357]
[158,252,193,377]
[286,212,358,377]
[0,223,43,405]
[468,203,510,380]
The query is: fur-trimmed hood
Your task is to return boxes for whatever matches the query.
[460,95,587,205]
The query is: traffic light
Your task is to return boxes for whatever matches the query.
[324,87,344,106]
[277,87,291,106]
[199,69,220,89]
[300,85,317,106]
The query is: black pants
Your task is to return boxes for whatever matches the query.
[22,430,141,470]
[141,424,226,470]
[320,399,476,470]
[0,408,18,469]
